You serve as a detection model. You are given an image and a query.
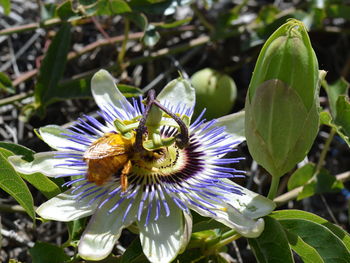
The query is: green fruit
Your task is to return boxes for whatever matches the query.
[191,68,237,120]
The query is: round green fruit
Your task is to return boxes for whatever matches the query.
[190,68,237,120]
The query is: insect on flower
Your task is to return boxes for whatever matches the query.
[83,132,135,191]
[8,70,275,263]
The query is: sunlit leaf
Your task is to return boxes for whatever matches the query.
[323,78,349,117]
[271,210,350,249]
[288,163,315,191]
[320,111,350,147]
[281,219,350,262]
[335,95,350,137]
[0,72,14,93]
[0,143,61,199]
[285,230,323,263]
[0,0,10,15]
[0,148,35,219]
[297,168,343,200]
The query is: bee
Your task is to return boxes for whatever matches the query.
[83,132,135,192]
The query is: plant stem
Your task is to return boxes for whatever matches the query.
[267,176,280,200]
[274,171,350,206]
[315,128,336,174]
[117,18,130,69]
[191,4,214,32]
[209,230,241,252]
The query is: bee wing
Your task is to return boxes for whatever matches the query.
[84,143,126,159]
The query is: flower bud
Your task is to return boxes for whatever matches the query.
[245,19,320,177]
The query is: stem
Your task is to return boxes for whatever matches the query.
[209,230,241,252]
[117,18,130,69]
[10,28,204,89]
[315,128,336,174]
[191,4,214,32]
[267,176,280,200]
[274,171,350,206]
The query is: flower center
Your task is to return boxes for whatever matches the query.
[83,132,186,188]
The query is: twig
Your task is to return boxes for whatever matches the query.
[1,228,35,247]
[0,18,61,36]
[0,91,33,107]
[274,171,350,206]
[117,18,130,71]
[320,194,340,225]
[232,240,243,263]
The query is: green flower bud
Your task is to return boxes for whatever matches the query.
[191,68,237,119]
[245,19,320,178]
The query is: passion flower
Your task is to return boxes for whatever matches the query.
[9,70,275,263]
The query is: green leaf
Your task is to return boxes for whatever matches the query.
[327,4,350,20]
[156,17,192,29]
[297,168,343,200]
[285,230,324,263]
[45,76,91,105]
[0,143,61,199]
[34,22,71,116]
[41,3,57,21]
[288,163,315,191]
[0,72,14,93]
[0,149,35,219]
[120,238,147,263]
[320,111,350,147]
[271,210,350,249]
[97,0,131,15]
[280,219,350,262]
[126,12,148,31]
[56,0,78,20]
[67,218,87,241]
[248,216,294,263]
[29,242,69,263]
[335,95,350,137]
[20,172,61,199]
[0,142,34,161]
[0,0,11,15]
[322,78,349,117]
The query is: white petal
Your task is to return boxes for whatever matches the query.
[91,69,133,118]
[189,202,265,238]
[8,152,80,177]
[138,201,185,263]
[78,195,138,261]
[214,111,245,144]
[222,179,276,219]
[179,212,192,253]
[39,125,88,151]
[36,184,101,221]
[157,77,195,118]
